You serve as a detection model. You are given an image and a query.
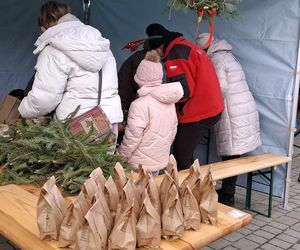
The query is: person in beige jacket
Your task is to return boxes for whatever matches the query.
[118,50,183,174]
[197,34,262,206]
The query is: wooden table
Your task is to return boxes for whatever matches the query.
[0,184,251,250]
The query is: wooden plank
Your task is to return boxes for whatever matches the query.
[154,153,291,186]
[180,204,251,249]
[0,184,58,250]
[0,184,251,250]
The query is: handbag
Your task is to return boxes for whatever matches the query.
[69,70,115,143]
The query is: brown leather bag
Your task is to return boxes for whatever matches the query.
[69,70,114,143]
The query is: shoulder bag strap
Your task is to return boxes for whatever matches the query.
[97,69,102,106]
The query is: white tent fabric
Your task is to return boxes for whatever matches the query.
[0,0,299,200]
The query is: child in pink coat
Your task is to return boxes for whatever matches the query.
[118,50,183,174]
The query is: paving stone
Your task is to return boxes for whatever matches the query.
[246,234,268,244]
[291,223,300,232]
[254,214,274,223]
[222,246,239,250]
[224,232,244,242]
[260,244,282,250]
[233,238,259,250]
[268,221,289,230]
[244,223,260,231]
[208,239,231,249]
[284,228,300,239]
[276,215,297,226]
[260,225,283,235]
[251,218,267,227]
[253,229,275,240]
[292,244,300,250]
[276,233,298,244]
[238,228,252,235]
[286,211,300,219]
[289,198,300,205]
[268,238,292,249]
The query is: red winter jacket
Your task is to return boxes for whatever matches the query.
[163,36,224,123]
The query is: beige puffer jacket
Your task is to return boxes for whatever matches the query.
[118,82,183,171]
[207,39,261,156]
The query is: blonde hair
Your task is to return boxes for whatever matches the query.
[38,1,70,29]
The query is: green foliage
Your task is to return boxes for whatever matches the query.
[0,118,128,195]
[167,0,242,19]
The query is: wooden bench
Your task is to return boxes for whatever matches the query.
[0,185,251,250]
[155,152,291,217]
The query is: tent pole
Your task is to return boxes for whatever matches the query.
[83,0,90,25]
[284,32,300,209]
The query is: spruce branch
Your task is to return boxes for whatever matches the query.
[0,118,129,195]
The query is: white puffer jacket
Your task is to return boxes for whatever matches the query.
[18,14,123,123]
[207,40,261,156]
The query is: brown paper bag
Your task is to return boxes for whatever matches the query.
[104,176,119,216]
[166,154,179,187]
[145,171,161,215]
[179,159,201,197]
[115,178,140,221]
[89,167,107,191]
[81,178,99,204]
[134,165,148,198]
[160,170,175,206]
[136,190,161,248]
[108,203,136,250]
[161,184,184,240]
[113,162,127,198]
[181,185,201,230]
[199,167,218,225]
[59,191,91,248]
[37,176,67,240]
[0,95,20,124]
[76,205,107,250]
[94,189,113,233]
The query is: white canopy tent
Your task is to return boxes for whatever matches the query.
[0,0,299,208]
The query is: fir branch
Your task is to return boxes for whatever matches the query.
[0,118,129,195]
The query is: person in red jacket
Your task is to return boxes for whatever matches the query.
[146,23,224,170]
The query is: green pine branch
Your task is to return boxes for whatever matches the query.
[0,118,129,195]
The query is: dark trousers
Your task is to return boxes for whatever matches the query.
[173,113,221,170]
[221,155,240,196]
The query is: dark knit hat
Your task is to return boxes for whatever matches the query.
[146,23,171,49]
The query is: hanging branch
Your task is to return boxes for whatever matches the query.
[167,0,242,47]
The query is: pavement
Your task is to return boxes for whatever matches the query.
[1,139,300,250]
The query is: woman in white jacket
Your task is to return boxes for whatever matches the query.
[18,1,123,136]
[197,34,262,206]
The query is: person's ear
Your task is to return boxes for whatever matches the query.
[156,46,164,57]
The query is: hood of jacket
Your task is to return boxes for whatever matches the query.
[137,81,183,104]
[207,39,232,57]
[33,13,110,72]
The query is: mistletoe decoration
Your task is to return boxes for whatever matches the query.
[167,0,242,47]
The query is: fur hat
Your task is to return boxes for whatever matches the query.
[134,50,163,87]
[196,33,214,49]
[146,23,171,49]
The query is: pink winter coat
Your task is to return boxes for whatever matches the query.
[118,82,183,171]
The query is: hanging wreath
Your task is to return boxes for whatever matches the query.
[167,0,242,47]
